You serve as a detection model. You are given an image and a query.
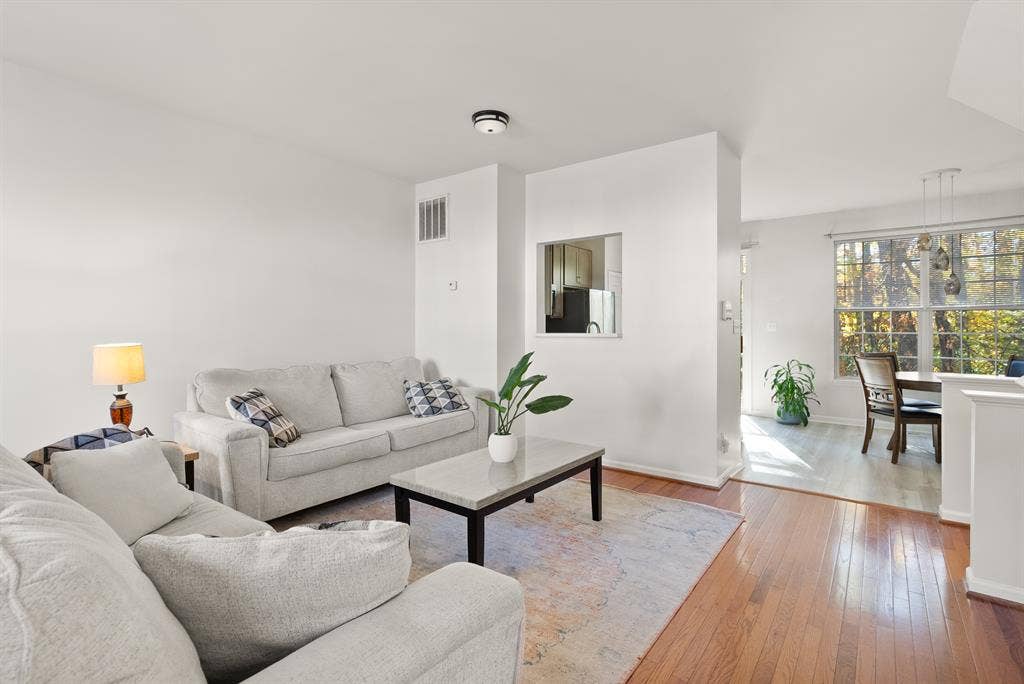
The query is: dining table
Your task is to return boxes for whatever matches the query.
[896,370,942,393]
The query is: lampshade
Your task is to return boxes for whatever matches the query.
[92,343,146,386]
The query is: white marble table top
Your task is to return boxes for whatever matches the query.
[389,436,604,510]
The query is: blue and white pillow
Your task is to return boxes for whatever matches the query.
[226,388,301,448]
[403,378,468,417]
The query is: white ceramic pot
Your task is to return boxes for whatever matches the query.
[488,433,518,463]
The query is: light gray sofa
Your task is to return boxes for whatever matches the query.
[0,443,525,683]
[174,358,492,521]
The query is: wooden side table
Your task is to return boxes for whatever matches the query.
[175,443,200,491]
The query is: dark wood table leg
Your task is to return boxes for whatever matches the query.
[468,512,485,565]
[590,456,602,521]
[394,487,410,524]
[185,461,195,491]
[525,494,534,503]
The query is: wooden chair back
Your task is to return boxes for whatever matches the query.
[861,351,899,372]
[855,355,902,414]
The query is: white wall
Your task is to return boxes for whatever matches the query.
[414,166,498,388]
[0,62,413,456]
[496,164,526,406]
[743,187,1024,423]
[414,164,524,394]
[526,133,739,485]
[715,136,743,477]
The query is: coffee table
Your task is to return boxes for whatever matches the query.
[390,436,604,566]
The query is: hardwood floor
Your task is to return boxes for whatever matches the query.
[575,469,1024,683]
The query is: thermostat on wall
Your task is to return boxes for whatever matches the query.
[720,300,734,321]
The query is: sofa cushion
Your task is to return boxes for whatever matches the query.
[132,521,411,683]
[50,438,195,545]
[0,445,205,683]
[331,357,425,425]
[267,426,390,482]
[349,410,475,451]
[144,492,274,540]
[194,364,343,433]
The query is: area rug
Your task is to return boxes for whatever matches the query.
[272,480,742,682]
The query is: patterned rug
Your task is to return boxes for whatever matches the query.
[272,480,742,682]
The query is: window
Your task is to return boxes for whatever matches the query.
[834,225,1024,377]
[834,237,921,375]
[930,226,1024,373]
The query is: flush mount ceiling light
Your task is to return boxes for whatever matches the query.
[472,110,509,134]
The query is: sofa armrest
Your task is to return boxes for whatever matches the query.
[172,411,268,519]
[243,563,524,684]
[460,386,494,448]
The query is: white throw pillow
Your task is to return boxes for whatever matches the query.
[50,437,193,545]
[132,521,411,682]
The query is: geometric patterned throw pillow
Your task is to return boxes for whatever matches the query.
[225,387,301,448]
[25,423,145,475]
[402,378,468,417]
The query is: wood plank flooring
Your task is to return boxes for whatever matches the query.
[574,469,1024,683]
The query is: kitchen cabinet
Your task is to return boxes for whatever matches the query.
[562,244,592,289]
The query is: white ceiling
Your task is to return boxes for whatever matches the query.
[3,0,1023,221]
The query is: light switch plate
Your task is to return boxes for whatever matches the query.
[448,280,458,291]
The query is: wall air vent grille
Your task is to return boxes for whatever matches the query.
[417,195,449,242]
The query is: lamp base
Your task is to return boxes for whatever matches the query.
[110,391,133,428]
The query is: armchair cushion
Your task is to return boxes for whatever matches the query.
[0,445,204,683]
[50,438,194,545]
[267,426,390,481]
[144,492,273,540]
[133,521,411,683]
[349,410,475,451]
[241,563,524,684]
[194,364,343,433]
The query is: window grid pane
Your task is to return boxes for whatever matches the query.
[834,310,919,376]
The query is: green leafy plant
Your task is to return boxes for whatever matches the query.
[479,352,573,435]
[764,359,820,426]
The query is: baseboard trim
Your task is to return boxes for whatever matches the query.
[965,567,1024,607]
[744,410,863,427]
[938,505,972,526]
[602,459,730,490]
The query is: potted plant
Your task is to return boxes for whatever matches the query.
[479,352,573,462]
[764,359,820,426]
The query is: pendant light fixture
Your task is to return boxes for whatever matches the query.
[921,168,961,269]
[944,172,963,296]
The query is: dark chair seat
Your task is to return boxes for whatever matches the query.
[903,398,941,409]
[870,405,941,419]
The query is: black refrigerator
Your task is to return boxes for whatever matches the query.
[545,288,590,333]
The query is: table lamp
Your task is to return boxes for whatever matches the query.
[92,343,146,427]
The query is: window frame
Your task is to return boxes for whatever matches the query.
[833,220,1024,379]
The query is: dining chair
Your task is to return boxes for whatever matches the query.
[859,351,939,453]
[1006,355,1024,378]
[854,355,942,464]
